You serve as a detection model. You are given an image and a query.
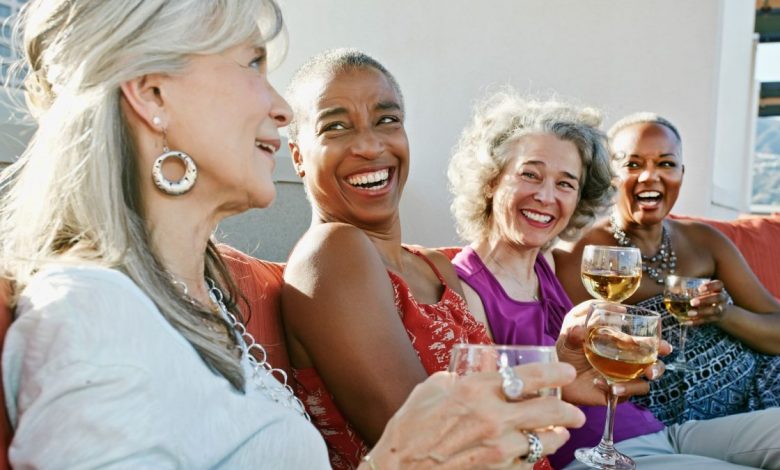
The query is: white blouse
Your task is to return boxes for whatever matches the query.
[2,265,330,469]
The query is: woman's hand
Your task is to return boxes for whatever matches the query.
[366,364,585,470]
[687,280,730,326]
[557,300,670,407]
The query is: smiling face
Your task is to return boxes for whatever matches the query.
[610,122,683,227]
[160,42,291,211]
[290,66,409,229]
[490,133,583,249]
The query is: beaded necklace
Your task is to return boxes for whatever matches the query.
[174,276,309,419]
[609,214,676,285]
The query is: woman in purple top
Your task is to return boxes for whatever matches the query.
[447,88,780,469]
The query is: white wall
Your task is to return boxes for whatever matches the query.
[273,0,757,247]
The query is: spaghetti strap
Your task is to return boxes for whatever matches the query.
[402,245,447,284]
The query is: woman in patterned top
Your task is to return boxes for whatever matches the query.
[555,113,780,426]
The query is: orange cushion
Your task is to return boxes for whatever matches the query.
[670,214,780,300]
[219,245,291,375]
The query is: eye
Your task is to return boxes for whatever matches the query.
[624,161,640,169]
[320,122,347,133]
[521,171,540,180]
[558,180,577,190]
[248,52,267,72]
[659,161,677,168]
[378,115,401,125]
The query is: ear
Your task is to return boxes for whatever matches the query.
[120,74,168,131]
[289,141,305,177]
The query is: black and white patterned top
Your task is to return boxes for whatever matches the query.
[631,294,780,425]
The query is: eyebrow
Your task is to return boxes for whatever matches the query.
[314,100,403,122]
[627,152,678,159]
[521,160,581,181]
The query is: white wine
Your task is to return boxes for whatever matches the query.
[664,296,691,322]
[584,326,658,382]
[581,270,641,302]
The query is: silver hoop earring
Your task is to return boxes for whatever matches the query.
[152,133,197,195]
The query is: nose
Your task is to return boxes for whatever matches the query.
[269,84,292,128]
[350,128,384,159]
[533,180,555,204]
[637,163,659,183]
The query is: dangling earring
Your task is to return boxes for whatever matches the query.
[151,124,197,196]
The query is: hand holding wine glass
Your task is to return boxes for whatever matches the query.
[574,303,660,470]
[581,246,642,303]
[663,275,708,373]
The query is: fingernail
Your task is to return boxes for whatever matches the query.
[650,364,661,379]
[612,384,626,395]
[688,310,698,317]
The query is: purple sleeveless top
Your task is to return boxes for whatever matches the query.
[452,247,664,469]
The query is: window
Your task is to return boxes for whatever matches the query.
[752,39,780,213]
[0,5,10,19]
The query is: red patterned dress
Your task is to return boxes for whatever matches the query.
[292,247,553,470]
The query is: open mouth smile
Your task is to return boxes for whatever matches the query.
[346,168,392,191]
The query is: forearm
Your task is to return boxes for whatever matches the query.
[718,307,780,354]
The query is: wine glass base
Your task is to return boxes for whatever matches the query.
[665,362,692,373]
[575,446,636,470]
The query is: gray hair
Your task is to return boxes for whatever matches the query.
[285,48,403,142]
[0,0,286,391]
[448,88,615,244]
[607,112,682,158]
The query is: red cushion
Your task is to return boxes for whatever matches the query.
[219,245,291,375]
[670,214,780,300]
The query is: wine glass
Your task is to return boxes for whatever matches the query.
[449,344,561,398]
[581,245,642,303]
[663,275,708,373]
[575,302,661,470]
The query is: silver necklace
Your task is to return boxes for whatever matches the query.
[609,214,676,285]
[174,276,309,419]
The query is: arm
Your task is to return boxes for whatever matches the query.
[282,223,428,445]
[457,280,494,341]
[5,279,177,468]
[553,242,592,305]
[686,223,780,354]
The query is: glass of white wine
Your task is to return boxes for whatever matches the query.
[581,245,642,303]
[448,344,561,398]
[575,303,661,470]
[663,275,708,373]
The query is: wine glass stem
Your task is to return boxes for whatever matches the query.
[599,385,620,448]
[677,323,689,363]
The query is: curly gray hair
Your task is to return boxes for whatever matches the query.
[448,88,615,244]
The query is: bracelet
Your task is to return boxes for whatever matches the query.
[361,453,379,470]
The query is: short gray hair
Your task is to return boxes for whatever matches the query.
[448,88,615,244]
[607,112,682,157]
[285,48,403,142]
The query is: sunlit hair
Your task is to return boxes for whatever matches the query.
[0,0,286,390]
[607,112,682,159]
[448,87,615,244]
[285,48,403,143]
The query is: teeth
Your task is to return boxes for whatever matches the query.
[637,191,661,198]
[521,210,552,223]
[255,141,275,153]
[347,168,390,187]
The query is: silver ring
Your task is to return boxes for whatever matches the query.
[522,431,543,464]
[500,365,524,401]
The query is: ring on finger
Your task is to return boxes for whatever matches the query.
[521,431,543,464]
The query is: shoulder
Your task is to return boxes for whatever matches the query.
[553,218,612,267]
[287,222,377,268]
[669,218,732,249]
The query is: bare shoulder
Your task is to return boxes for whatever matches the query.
[554,218,613,266]
[669,218,731,249]
[286,223,379,274]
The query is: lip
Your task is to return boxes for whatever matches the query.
[519,208,556,228]
[633,188,664,211]
[255,137,281,154]
[342,166,396,197]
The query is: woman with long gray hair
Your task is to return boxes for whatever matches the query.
[0,0,584,468]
